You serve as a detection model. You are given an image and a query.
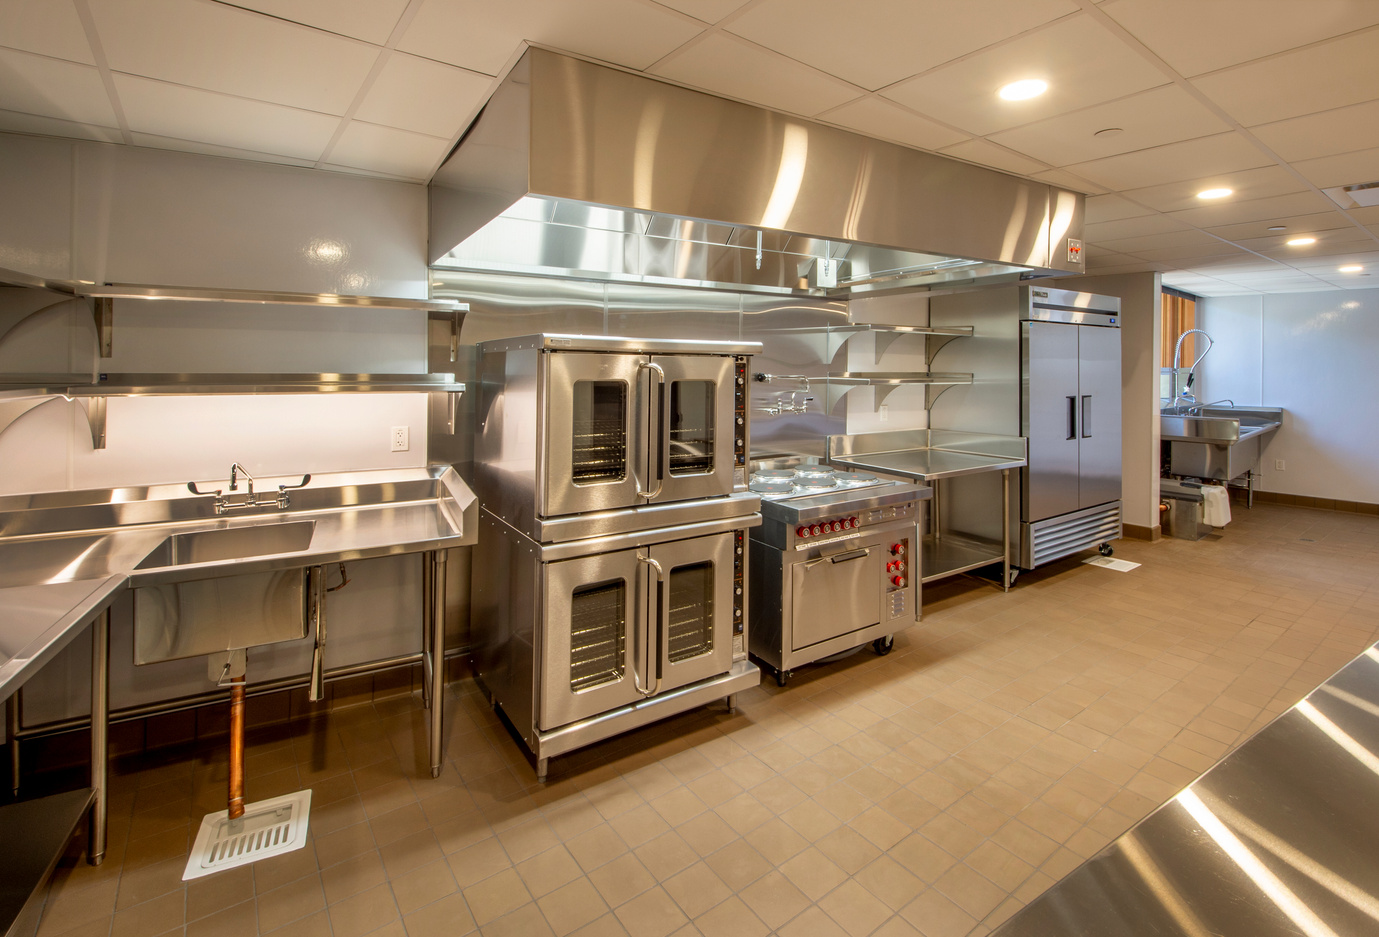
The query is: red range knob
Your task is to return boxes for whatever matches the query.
[891,543,905,555]
[811,524,822,536]
[796,526,808,538]
[891,575,905,587]
[894,561,906,573]
[850,516,859,528]
[831,520,842,532]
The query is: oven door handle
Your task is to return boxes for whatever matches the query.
[637,361,666,500]
[635,554,664,697]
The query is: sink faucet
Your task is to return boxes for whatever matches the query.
[189,464,312,515]
[1188,398,1235,415]
[1170,329,1214,414]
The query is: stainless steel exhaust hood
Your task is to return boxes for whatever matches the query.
[429,48,1085,297]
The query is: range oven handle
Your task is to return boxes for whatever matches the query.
[829,548,871,564]
[637,361,666,500]
[635,554,664,697]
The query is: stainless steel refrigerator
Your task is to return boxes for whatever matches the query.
[1019,290,1122,567]
[929,285,1122,570]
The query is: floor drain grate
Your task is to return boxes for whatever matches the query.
[183,790,312,881]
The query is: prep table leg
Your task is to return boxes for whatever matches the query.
[1002,469,1011,592]
[6,692,19,796]
[421,556,433,710]
[428,550,447,779]
[88,608,109,866]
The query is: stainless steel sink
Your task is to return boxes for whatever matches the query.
[134,520,316,570]
[0,535,126,589]
[1160,407,1282,481]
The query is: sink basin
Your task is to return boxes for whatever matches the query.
[135,520,316,569]
[1160,408,1282,481]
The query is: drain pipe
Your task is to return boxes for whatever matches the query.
[228,676,245,821]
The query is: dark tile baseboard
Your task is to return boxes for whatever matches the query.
[1123,522,1161,541]
[1250,490,1379,514]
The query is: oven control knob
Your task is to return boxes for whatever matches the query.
[891,575,905,587]
[811,524,823,536]
[849,516,858,528]
[894,561,906,573]
[831,520,842,532]
[891,543,905,555]
[796,526,808,538]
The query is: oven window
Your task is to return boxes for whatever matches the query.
[572,381,628,484]
[667,561,713,662]
[569,580,626,692]
[668,381,714,476]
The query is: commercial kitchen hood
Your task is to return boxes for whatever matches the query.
[429,48,1086,298]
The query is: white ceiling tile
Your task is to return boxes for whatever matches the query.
[1031,168,1107,194]
[724,0,1076,92]
[1127,246,1250,263]
[1205,212,1356,242]
[1100,0,1379,77]
[818,98,968,152]
[0,0,95,64]
[1292,148,1379,190]
[0,109,122,143]
[1190,29,1379,127]
[399,0,704,76]
[1117,165,1305,214]
[882,14,1170,136]
[1083,194,1155,224]
[1249,99,1379,163]
[1232,228,1374,253]
[1095,229,1227,254]
[126,131,317,167]
[353,52,492,139]
[1063,132,1272,191]
[1084,213,1192,242]
[327,120,452,180]
[0,48,117,126]
[113,74,340,160]
[987,85,1230,168]
[1353,206,1379,225]
[1168,190,1338,227]
[222,0,412,44]
[89,0,378,115]
[652,0,754,24]
[650,33,860,117]
[938,139,1048,177]
[1083,249,1140,267]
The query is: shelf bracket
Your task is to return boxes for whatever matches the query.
[78,395,107,449]
[0,395,57,442]
[926,382,959,409]
[93,298,112,358]
[925,333,964,368]
[872,331,906,365]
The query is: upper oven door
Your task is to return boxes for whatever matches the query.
[646,354,737,505]
[542,351,649,517]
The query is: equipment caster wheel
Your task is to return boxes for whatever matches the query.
[873,636,895,656]
[775,669,791,688]
[1098,543,1114,557]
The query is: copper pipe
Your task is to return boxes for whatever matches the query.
[228,678,245,820]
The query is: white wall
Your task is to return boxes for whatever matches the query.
[0,132,432,496]
[846,292,932,434]
[1052,272,1162,533]
[1198,289,1379,504]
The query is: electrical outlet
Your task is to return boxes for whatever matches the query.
[391,426,409,452]
[1275,459,1285,471]
[878,404,889,423]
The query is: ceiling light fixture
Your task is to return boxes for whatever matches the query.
[1197,188,1232,200]
[1093,127,1123,138]
[1267,225,1286,231]
[998,79,1048,101]
[1286,237,1317,246]
[1339,264,1364,272]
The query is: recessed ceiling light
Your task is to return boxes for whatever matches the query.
[1267,225,1286,231]
[1339,264,1364,272]
[1286,237,1317,246]
[1093,127,1123,138]
[1197,188,1233,200]
[998,79,1048,101]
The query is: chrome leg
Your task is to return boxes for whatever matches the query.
[89,608,110,865]
[725,693,737,715]
[6,690,19,796]
[1001,469,1011,592]
[421,554,434,710]
[428,550,447,779]
[536,757,548,784]
[307,566,327,702]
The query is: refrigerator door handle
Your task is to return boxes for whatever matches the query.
[1066,396,1078,440]
[635,555,664,697]
[1081,395,1092,438]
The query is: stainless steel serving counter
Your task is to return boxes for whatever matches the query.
[0,466,477,866]
[995,639,1379,937]
[828,430,1027,590]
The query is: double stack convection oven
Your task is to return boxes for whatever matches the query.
[471,334,762,780]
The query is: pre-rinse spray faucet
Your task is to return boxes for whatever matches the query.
[188,464,312,515]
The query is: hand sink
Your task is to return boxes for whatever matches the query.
[135,520,316,569]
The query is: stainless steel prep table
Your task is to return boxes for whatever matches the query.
[0,466,476,867]
[828,430,1027,590]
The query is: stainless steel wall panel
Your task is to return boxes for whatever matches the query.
[434,270,606,346]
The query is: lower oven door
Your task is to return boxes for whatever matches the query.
[789,537,886,651]
[646,531,735,692]
[541,548,644,730]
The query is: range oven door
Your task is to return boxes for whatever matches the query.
[539,531,736,731]
[789,534,887,650]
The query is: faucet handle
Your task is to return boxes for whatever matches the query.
[187,481,222,497]
[278,474,311,492]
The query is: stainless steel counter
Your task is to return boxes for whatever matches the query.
[0,576,125,703]
[829,447,1027,481]
[995,639,1379,937]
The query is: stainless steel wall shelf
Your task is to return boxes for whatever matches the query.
[823,323,973,365]
[823,372,973,411]
[79,284,463,313]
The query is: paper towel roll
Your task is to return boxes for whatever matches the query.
[1202,485,1231,527]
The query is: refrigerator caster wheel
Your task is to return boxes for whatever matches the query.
[873,636,895,656]
[1099,543,1114,557]
[775,670,790,688]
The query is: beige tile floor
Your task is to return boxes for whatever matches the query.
[32,502,1379,937]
